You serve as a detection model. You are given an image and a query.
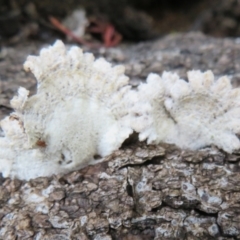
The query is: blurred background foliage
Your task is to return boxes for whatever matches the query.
[0,0,239,44]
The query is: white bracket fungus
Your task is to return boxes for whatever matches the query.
[0,40,133,180]
[1,40,240,180]
[132,71,240,153]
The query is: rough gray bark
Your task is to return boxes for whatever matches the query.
[0,142,240,239]
[1,33,240,239]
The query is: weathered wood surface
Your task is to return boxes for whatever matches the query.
[0,142,240,239]
[1,33,240,239]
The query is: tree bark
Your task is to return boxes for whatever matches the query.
[0,141,240,239]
